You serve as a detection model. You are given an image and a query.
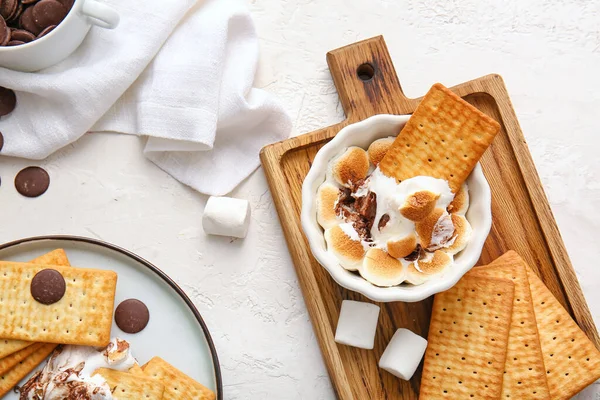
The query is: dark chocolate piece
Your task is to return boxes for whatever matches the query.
[14,166,50,197]
[32,0,66,29]
[378,214,390,231]
[115,299,150,334]
[0,86,16,117]
[10,28,35,42]
[20,6,42,36]
[31,269,66,305]
[404,244,423,262]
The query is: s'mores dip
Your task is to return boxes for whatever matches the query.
[316,83,500,286]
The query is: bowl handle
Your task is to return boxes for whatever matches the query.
[81,0,120,29]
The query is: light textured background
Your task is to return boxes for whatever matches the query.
[1,0,599,398]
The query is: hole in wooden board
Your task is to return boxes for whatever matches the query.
[357,63,375,81]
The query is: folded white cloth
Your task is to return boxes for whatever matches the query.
[0,0,291,195]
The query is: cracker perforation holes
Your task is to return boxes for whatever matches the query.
[461,357,465,360]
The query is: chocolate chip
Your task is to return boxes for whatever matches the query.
[404,244,423,262]
[378,214,390,231]
[36,23,55,38]
[10,28,35,42]
[0,131,4,151]
[115,299,150,334]
[15,166,50,197]
[31,269,66,305]
[33,0,66,29]
[19,6,42,36]
[0,86,16,117]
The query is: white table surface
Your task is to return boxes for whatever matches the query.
[1,1,599,398]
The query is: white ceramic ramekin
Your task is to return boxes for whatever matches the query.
[0,0,119,72]
[301,114,492,303]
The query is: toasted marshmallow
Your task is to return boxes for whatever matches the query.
[367,137,395,166]
[444,214,472,255]
[405,251,453,285]
[329,146,370,187]
[399,190,440,222]
[387,234,418,259]
[447,182,469,215]
[360,248,405,287]
[317,182,342,229]
[415,208,454,250]
[325,224,366,271]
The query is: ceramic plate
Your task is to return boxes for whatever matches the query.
[0,236,222,399]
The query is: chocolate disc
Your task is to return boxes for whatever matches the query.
[10,28,35,42]
[7,40,25,46]
[31,269,66,305]
[115,299,150,334]
[22,0,41,4]
[15,166,50,197]
[0,0,17,20]
[20,6,42,36]
[37,24,55,38]
[7,1,22,23]
[32,0,66,29]
[0,17,8,46]
[0,87,16,117]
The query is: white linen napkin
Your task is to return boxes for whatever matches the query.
[0,0,291,196]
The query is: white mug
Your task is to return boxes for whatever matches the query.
[0,0,119,72]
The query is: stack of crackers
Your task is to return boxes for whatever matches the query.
[420,250,600,399]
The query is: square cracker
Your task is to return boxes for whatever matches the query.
[0,260,117,346]
[469,263,550,399]
[0,250,69,396]
[142,356,216,400]
[379,83,500,192]
[490,251,600,400]
[0,249,70,358]
[420,275,514,399]
[94,368,165,399]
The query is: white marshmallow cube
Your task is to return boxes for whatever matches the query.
[379,328,428,380]
[202,196,251,238]
[335,300,380,349]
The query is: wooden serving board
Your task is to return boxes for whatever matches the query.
[260,36,599,399]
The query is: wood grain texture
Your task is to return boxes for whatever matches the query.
[259,36,599,399]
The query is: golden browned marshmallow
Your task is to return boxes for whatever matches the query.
[316,182,341,229]
[324,225,366,271]
[405,251,452,285]
[447,182,469,215]
[444,214,472,255]
[367,137,395,166]
[330,147,370,187]
[399,191,440,222]
[387,234,418,259]
[360,248,405,287]
[414,208,448,250]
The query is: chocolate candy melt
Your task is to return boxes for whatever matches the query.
[32,0,66,29]
[1,0,73,46]
[15,166,50,197]
[31,269,66,305]
[115,299,150,334]
[0,86,17,117]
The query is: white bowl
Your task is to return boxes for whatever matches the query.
[0,0,119,72]
[301,114,492,302]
